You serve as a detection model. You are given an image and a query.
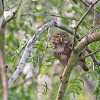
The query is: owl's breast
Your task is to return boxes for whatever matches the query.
[53,46,64,53]
[60,54,67,60]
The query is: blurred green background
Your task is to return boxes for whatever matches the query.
[0,0,100,100]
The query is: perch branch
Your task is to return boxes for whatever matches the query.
[8,21,54,88]
[73,0,99,48]
[56,31,100,100]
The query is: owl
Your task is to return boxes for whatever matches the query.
[52,31,89,71]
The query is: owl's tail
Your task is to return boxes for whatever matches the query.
[79,61,89,71]
[79,52,89,71]
[81,64,89,71]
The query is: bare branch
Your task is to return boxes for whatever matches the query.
[17,66,39,86]
[56,31,100,100]
[73,0,99,48]
[17,73,37,85]
[3,0,22,26]
[54,0,67,22]
[3,13,77,25]
[77,33,88,41]
[85,48,100,58]
[80,0,100,13]
[94,24,100,30]
[17,13,77,20]
[93,4,96,28]
[86,46,100,65]
[0,50,8,100]
[8,21,54,88]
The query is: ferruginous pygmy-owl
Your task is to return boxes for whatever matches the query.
[52,31,89,71]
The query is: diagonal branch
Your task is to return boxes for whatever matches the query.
[80,0,100,13]
[3,0,22,26]
[73,0,99,48]
[85,48,100,58]
[56,31,100,100]
[8,21,55,88]
[86,47,100,65]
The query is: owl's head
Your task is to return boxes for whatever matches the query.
[52,31,71,44]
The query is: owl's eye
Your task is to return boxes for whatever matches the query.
[63,36,67,38]
[55,36,59,39]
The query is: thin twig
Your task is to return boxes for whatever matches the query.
[0,50,8,100]
[77,33,89,41]
[94,24,100,30]
[80,0,100,13]
[23,13,70,20]
[39,28,52,67]
[86,46,100,65]
[93,4,96,28]
[85,48,100,58]
[76,23,100,42]
[73,0,99,49]
[3,0,22,26]
[3,13,77,25]
[16,66,39,85]
[55,0,67,21]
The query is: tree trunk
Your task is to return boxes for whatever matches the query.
[0,0,6,99]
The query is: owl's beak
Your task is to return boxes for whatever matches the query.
[60,37,63,43]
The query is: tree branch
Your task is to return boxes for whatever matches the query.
[8,21,55,88]
[80,0,100,13]
[3,13,77,24]
[86,46,100,65]
[3,0,22,26]
[85,48,100,58]
[56,31,100,100]
[73,0,99,49]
